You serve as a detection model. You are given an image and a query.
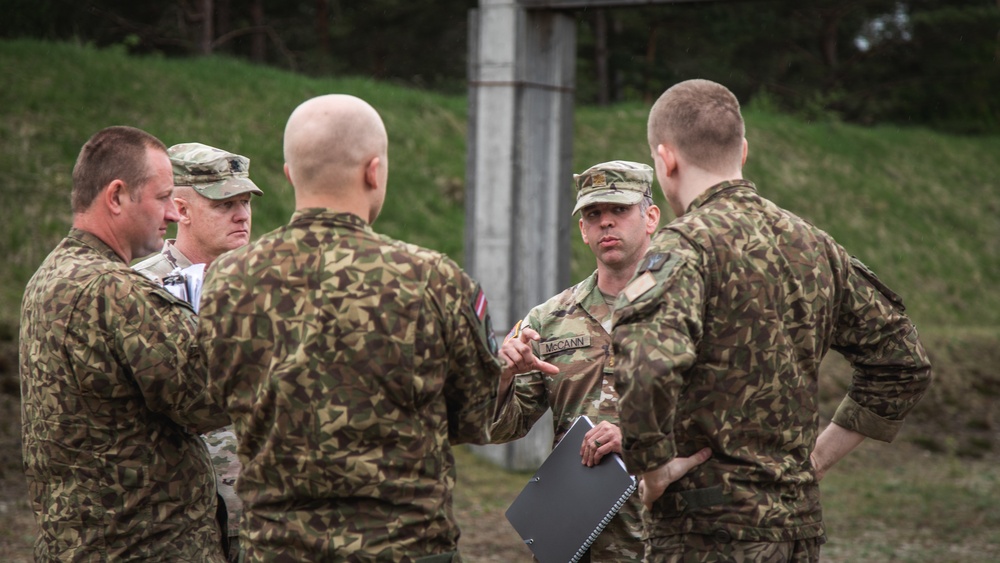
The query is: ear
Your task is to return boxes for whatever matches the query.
[741,138,749,167]
[364,156,381,190]
[104,180,127,216]
[645,204,661,234]
[174,196,192,226]
[283,163,293,186]
[656,144,677,178]
[578,216,588,244]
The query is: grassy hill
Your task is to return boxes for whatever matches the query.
[1,39,999,560]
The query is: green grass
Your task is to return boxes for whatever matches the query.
[3,38,1000,332]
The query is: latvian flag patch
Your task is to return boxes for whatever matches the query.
[472,286,488,321]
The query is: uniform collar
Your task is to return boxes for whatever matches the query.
[67,227,127,264]
[687,179,757,213]
[289,208,374,233]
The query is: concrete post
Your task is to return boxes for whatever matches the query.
[466,0,576,470]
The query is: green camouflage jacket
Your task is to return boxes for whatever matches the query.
[613,180,932,542]
[134,241,243,540]
[19,228,228,561]
[196,209,503,562]
[491,271,643,561]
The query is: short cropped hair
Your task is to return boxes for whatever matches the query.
[647,79,745,174]
[71,126,167,213]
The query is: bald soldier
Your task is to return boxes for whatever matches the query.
[195,94,503,562]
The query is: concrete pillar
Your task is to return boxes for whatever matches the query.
[466,0,576,470]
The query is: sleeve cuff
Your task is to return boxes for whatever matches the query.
[622,434,676,475]
[831,395,904,443]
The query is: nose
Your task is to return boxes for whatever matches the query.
[164,199,180,223]
[234,203,251,222]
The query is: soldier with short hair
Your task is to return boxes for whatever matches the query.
[494,160,662,561]
[613,78,932,561]
[19,126,229,561]
[134,142,264,562]
[195,94,503,562]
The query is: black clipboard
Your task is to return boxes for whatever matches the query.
[504,415,637,563]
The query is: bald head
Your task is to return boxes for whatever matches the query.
[283,94,388,197]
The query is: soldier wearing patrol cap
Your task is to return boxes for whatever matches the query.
[133,142,263,562]
[495,160,661,561]
[134,142,264,280]
[613,78,931,560]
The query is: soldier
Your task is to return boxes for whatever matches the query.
[494,160,661,561]
[19,126,229,561]
[134,142,264,562]
[613,78,932,561]
[195,94,503,562]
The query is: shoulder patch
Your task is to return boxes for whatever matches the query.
[639,252,671,273]
[469,284,499,355]
[623,271,656,303]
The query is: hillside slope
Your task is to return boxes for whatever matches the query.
[2,39,999,331]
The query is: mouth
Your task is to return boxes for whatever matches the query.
[599,236,620,247]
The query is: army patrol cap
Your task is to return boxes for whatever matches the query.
[168,142,264,200]
[572,160,653,215]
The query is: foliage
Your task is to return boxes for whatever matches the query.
[1,1,997,132]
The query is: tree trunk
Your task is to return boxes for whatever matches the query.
[216,0,230,52]
[594,9,609,106]
[316,0,330,55]
[199,0,213,55]
[250,0,265,63]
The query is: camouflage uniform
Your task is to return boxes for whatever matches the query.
[133,238,191,276]
[491,160,656,562]
[195,209,503,562]
[613,180,932,554]
[491,272,642,561]
[19,228,229,562]
[134,241,244,550]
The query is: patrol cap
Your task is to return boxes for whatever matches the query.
[167,142,264,200]
[572,160,653,215]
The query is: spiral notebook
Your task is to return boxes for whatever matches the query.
[504,415,637,563]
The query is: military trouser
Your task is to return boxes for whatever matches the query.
[642,533,823,563]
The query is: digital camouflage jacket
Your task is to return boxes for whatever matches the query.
[613,180,932,542]
[491,271,643,562]
[19,228,228,561]
[196,209,503,562]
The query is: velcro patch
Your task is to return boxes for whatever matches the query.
[639,252,671,272]
[470,284,498,355]
[540,335,591,355]
[623,271,656,303]
[504,319,523,344]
